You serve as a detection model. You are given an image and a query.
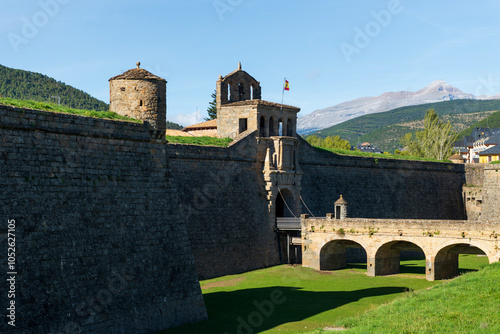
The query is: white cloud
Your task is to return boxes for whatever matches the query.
[168,110,202,127]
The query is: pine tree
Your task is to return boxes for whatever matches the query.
[205,90,217,121]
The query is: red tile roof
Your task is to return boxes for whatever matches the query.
[182,119,217,131]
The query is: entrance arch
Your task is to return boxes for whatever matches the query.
[275,188,295,218]
[373,241,425,276]
[320,240,367,271]
[433,243,488,280]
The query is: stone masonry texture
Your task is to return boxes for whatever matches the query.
[298,137,467,220]
[482,165,500,222]
[0,106,206,333]
[166,132,279,280]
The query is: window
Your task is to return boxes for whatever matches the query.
[238,83,244,101]
[120,87,125,91]
[139,100,143,106]
[239,118,248,133]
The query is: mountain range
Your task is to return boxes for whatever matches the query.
[297,80,500,134]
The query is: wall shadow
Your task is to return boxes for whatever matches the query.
[159,286,409,334]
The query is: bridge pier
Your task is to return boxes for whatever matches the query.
[431,253,459,281]
[320,243,347,270]
[373,249,400,276]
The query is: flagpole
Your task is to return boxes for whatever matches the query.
[281,78,286,111]
[280,77,286,117]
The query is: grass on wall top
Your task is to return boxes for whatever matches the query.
[165,135,233,147]
[316,146,452,163]
[0,97,140,123]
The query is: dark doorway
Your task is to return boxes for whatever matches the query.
[275,189,295,217]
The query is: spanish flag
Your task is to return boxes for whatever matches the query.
[284,79,290,91]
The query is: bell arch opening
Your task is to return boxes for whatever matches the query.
[259,116,266,137]
[286,118,294,137]
[320,240,367,271]
[269,117,276,136]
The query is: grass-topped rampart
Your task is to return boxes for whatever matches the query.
[316,146,452,163]
[0,97,140,123]
[165,135,233,147]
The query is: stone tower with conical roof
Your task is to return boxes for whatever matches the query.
[109,62,167,138]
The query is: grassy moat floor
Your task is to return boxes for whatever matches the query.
[159,255,492,334]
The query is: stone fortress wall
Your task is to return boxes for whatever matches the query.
[166,132,280,279]
[0,105,206,333]
[298,138,467,220]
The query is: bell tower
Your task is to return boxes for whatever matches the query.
[216,63,299,140]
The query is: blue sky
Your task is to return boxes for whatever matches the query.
[2,0,500,126]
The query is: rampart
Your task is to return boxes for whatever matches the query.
[0,106,207,333]
[298,139,466,220]
[166,132,280,279]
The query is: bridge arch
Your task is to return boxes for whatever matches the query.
[372,240,426,276]
[431,241,490,280]
[319,239,368,271]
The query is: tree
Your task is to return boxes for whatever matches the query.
[400,109,458,160]
[306,135,351,150]
[305,135,322,147]
[205,90,217,121]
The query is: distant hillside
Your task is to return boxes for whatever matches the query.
[0,64,108,111]
[458,110,500,139]
[311,99,500,152]
[0,64,184,130]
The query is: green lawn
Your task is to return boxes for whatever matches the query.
[166,135,233,147]
[332,259,500,334]
[0,97,139,122]
[159,255,488,334]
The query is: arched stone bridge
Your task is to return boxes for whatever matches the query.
[301,215,500,281]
